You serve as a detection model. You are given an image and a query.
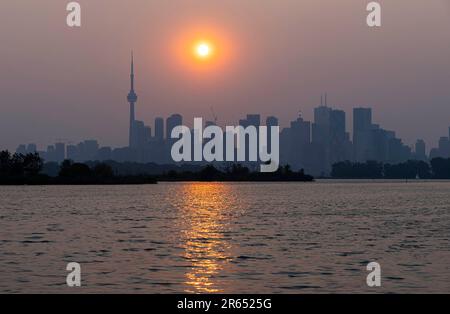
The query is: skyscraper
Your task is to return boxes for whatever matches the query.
[54,143,65,162]
[438,137,450,158]
[353,108,373,161]
[26,144,37,153]
[127,52,138,148]
[155,117,164,140]
[311,104,350,174]
[415,139,427,161]
[266,116,279,154]
[266,116,279,128]
[166,114,183,140]
[289,115,311,170]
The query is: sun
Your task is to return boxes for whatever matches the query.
[172,27,235,72]
[194,41,213,59]
[197,43,210,57]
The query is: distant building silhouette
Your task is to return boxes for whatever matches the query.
[155,117,164,140]
[353,107,373,162]
[54,143,65,163]
[414,139,427,161]
[166,114,183,142]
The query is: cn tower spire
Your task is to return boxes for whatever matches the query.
[127,51,138,147]
[130,51,135,91]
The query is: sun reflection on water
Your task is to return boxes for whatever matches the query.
[178,183,235,293]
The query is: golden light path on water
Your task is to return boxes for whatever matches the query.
[177,183,236,293]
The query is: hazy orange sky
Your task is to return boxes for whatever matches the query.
[0,0,450,150]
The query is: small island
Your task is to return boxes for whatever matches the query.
[158,164,314,182]
[0,150,314,185]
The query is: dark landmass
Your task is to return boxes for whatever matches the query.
[332,158,450,179]
[0,150,314,185]
[5,149,450,183]
[157,164,314,182]
[0,151,156,185]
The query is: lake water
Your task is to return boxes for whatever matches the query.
[0,181,449,293]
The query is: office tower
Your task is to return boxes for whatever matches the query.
[289,115,311,170]
[16,145,26,154]
[85,140,99,161]
[127,52,138,148]
[311,106,328,169]
[312,106,331,162]
[266,116,279,155]
[166,114,183,140]
[266,116,279,128]
[236,114,261,165]
[388,138,411,163]
[98,147,112,161]
[66,145,78,161]
[312,104,351,173]
[46,145,56,162]
[329,109,351,163]
[291,115,311,146]
[415,139,427,161]
[371,129,390,162]
[155,117,164,140]
[133,120,151,147]
[438,137,450,157]
[353,107,373,162]
[330,110,346,137]
[54,143,65,163]
[353,108,372,133]
[246,114,261,127]
[26,144,37,153]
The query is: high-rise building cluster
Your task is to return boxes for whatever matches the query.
[13,56,450,176]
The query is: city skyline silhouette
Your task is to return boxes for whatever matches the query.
[1,1,450,154]
[9,53,450,176]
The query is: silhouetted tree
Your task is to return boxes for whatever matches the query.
[332,160,383,179]
[228,164,250,178]
[0,151,44,178]
[23,152,44,176]
[199,165,222,181]
[58,160,92,178]
[0,151,12,176]
[430,158,450,179]
[283,164,292,175]
[93,163,114,178]
[59,160,74,177]
[10,153,25,176]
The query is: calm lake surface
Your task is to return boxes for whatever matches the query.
[0,181,449,294]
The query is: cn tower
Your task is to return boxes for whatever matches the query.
[127,52,138,147]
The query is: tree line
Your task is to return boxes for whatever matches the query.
[0,151,156,185]
[0,150,313,184]
[162,164,314,182]
[331,158,450,179]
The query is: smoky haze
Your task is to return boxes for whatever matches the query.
[0,0,449,151]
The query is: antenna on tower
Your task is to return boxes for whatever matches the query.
[325,92,328,106]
